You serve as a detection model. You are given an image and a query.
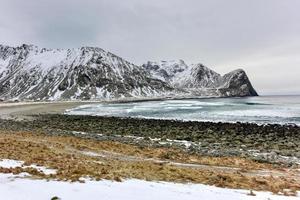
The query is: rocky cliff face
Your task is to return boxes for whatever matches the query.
[0,44,257,101]
[142,60,258,97]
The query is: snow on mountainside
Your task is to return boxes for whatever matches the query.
[142,60,258,97]
[0,44,172,101]
[0,44,257,101]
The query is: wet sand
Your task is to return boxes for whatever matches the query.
[0,101,96,120]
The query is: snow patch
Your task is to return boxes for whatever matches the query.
[0,159,57,175]
[0,174,298,200]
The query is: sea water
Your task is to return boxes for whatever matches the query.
[66,95,300,125]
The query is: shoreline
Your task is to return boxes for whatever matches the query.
[1,98,299,128]
[0,94,262,107]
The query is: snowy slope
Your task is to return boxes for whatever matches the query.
[0,44,172,101]
[142,60,258,97]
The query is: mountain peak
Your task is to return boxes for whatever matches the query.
[0,44,172,101]
[142,60,258,97]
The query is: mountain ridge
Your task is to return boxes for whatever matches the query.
[0,44,257,101]
[142,60,258,97]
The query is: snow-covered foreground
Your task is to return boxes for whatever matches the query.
[0,159,299,200]
[0,173,298,200]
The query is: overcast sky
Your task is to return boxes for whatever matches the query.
[1,0,300,95]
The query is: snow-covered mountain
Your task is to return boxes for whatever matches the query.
[0,44,172,101]
[0,44,257,101]
[142,60,258,97]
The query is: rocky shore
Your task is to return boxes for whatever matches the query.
[1,114,299,166]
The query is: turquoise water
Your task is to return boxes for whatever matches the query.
[66,96,300,125]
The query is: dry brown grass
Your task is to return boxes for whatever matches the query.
[0,130,299,195]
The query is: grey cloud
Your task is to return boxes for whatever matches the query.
[0,0,300,94]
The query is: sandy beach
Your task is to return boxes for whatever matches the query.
[0,101,96,120]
